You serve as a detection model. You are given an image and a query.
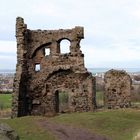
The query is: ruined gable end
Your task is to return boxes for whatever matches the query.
[12,17,96,118]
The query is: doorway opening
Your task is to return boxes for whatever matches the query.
[55,90,69,113]
[96,77,104,108]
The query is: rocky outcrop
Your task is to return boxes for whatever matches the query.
[0,123,19,140]
[104,69,132,109]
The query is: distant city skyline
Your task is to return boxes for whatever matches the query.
[1,0,140,69]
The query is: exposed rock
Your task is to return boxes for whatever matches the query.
[12,17,96,117]
[0,123,19,140]
[104,69,132,109]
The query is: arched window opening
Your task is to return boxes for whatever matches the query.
[60,39,70,54]
[45,48,50,56]
[35,64,40,72]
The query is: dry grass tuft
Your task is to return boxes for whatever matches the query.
[133,131,140,140]
[0,109,11,118]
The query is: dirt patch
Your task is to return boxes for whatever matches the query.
[39,120,110,140]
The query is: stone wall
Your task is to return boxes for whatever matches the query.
[12,17,96,117]
[104,69,132,109]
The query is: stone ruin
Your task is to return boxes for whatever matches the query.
[104,69,132,109]
[12,17,96,118]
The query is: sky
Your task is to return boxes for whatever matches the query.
[0,0,140,69]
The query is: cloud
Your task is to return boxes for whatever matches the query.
[0,41,16,53]
[0,0,140,68]
[0,41,16,69]
[0,56,16,70]
[82,42,140,68]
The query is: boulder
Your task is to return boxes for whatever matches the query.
[0,123,19,140]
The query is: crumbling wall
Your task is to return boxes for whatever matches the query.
[12,17,96,117]
[104,69,132,109]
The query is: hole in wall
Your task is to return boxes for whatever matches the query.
[112,89,116,92]
[55,90,69,113]
[35,64,40,71]
[45,48,50,56]
[60,39,70,54]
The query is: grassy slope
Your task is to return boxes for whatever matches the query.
[0,109,140,140]
[50,109,140,140]
[0,94,140,140]
[0,117,55,140]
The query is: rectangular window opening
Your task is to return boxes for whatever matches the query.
[35,64,40,71]
[45,48,50,56]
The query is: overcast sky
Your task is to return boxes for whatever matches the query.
[0,0,140,69]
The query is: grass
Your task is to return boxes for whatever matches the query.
[0,94,55,139]
[0,109,140,140]
[0,94,12,109]
[59,91,69,112]
[50,109,140,140]
[0,94,12,118]
[131,102,140,108]
[96,91,104,107]
[0,93,140,139]
[0,116,55,140]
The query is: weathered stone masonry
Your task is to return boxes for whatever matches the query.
[104,69,132,109]
[12,17,96,117]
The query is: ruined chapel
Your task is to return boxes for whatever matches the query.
[12,17,96,117]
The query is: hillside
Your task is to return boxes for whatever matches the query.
[0,109,140,140]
